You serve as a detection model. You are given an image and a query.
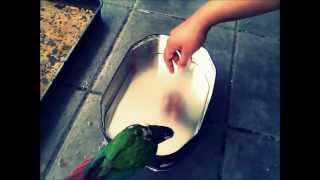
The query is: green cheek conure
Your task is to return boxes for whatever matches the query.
[65,124,174,180]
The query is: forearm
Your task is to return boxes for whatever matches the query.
[187,0,280,31]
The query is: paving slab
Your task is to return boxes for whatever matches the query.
[40,84,86,177]
[238,10,280,39]
[222,129,280,180]
[229,32,280,136]
[136,0,235,29]
[45,94,104,180]
[105,0,135,8]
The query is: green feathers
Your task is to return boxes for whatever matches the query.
[83,124,174,179]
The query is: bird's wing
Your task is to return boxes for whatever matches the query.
[84,128,136,177]
[112,138,157,169]
[105,128,137,162]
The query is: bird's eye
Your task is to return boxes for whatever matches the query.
[135,129,143,136]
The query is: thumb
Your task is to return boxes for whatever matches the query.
[177,50,192,68]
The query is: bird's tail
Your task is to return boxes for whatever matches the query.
[65,158,136,180]
[65,158,93,180]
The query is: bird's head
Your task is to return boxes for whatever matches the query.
[146,125,174,144]
[128,124,174,144]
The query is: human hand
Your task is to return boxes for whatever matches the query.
[164,19,207,73]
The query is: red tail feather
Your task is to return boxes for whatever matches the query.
[65,158,92,180]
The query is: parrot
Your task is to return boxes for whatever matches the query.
[65,124,174,180]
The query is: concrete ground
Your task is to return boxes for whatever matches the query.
[40,0,280,180]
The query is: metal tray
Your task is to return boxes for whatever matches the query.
[100,34,216,171]
[40,0,103,101]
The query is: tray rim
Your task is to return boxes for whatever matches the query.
[99,34,217,171]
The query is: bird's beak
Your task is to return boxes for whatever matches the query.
[148,125,174,144]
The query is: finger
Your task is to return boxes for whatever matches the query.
[164,40,179,73]
[164,53,174,73]
[164,41,175,62]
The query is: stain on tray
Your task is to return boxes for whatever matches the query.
[40,0,94,99]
